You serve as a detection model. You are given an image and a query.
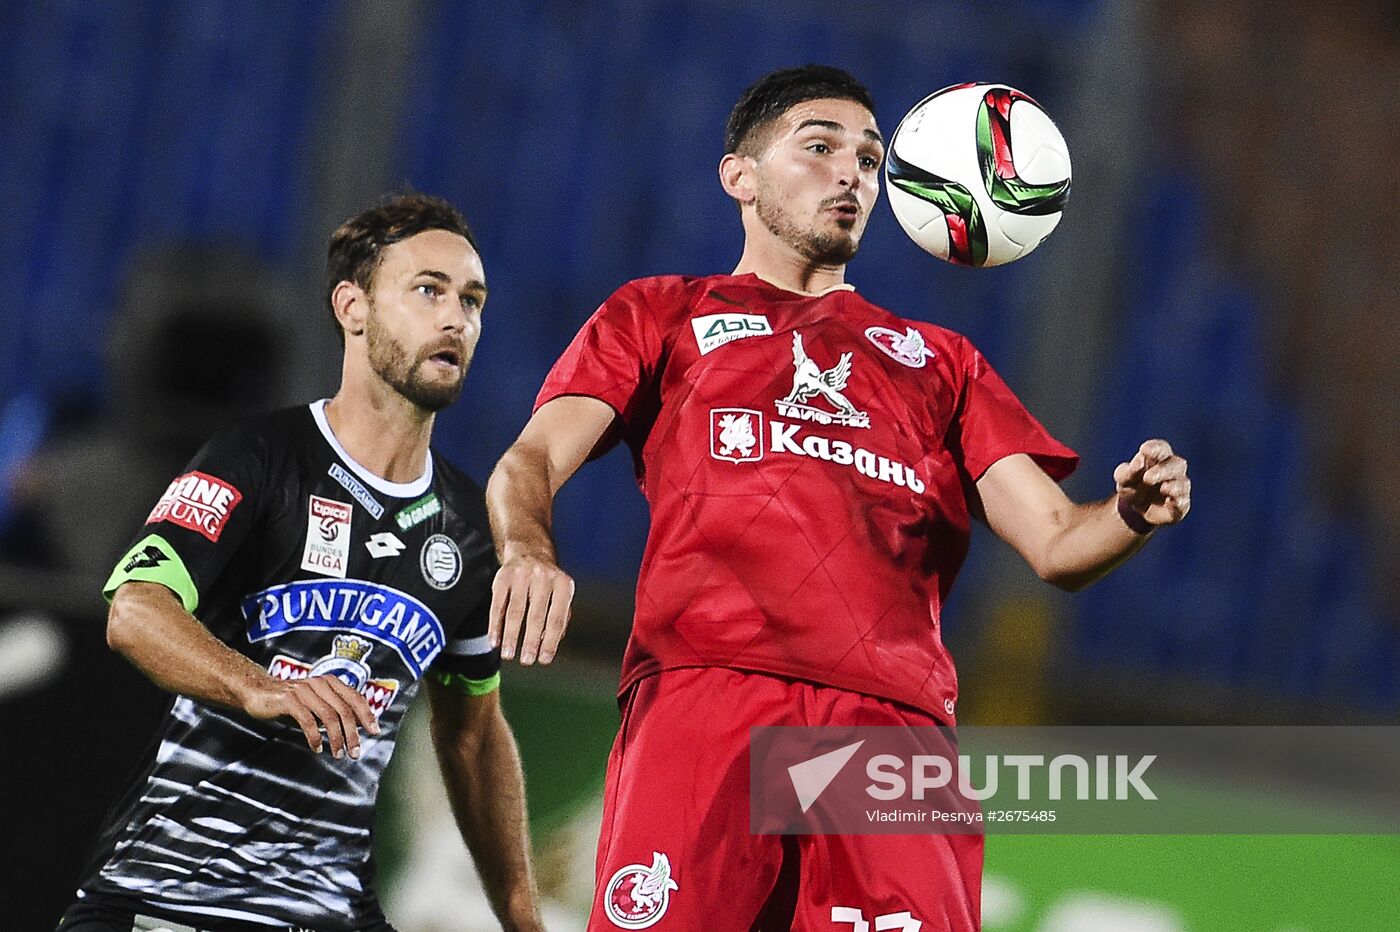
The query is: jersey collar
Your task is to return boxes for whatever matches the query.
[309,399,434,498]
[746,271,856,297]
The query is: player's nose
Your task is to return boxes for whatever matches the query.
[437,302,468,334]
[835,154,864,190]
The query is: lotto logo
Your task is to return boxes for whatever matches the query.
[146,471,243,542]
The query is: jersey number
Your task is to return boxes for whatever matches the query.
[831,907,923,931]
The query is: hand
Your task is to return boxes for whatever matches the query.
[490,553,575,665]
[241,674,379,758]
[1113,439,1191,528]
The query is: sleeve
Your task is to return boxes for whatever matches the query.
[102,425,266,615]
[533,278,668,458]
[950,337,1079,482]
[429,525,502,696]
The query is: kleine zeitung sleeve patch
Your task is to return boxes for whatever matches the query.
[146,471,244,542]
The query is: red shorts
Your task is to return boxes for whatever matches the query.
[588,668,983,931]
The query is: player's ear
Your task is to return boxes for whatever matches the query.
[332,280,368,338]
[719,152,757,205]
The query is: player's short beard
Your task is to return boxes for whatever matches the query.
[755,182,861,266]
[365,301,468,412]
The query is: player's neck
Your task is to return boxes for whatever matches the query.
[323,381,434,485]
[732,238,848,296]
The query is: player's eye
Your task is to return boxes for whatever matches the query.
[859,154,880,170]
[416,282,442,298]
[807,142,831,155]
[461,294,483,312]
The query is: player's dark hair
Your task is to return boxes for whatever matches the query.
[724,65,877,155]
[325,191,479,339]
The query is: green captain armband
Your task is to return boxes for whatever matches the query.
[432,671,501,696]
[104,534,200,614]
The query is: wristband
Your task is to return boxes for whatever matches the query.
[1117,496,1156,535]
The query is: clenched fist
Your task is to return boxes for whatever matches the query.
[1114,439,1191,529]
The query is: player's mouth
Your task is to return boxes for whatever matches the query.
[423,345,464,372]
[824,198,861,225]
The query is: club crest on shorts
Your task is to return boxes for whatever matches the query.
[865,325,936,368]
[710,408,763,463]
[604,851,679,928]
[420,533,462,590]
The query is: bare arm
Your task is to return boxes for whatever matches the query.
[486,395,616,664]
[976,440,1191,591]
[427,682,542,931]
[107,580,378,757]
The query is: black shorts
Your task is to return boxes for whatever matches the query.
[57,892,398,932]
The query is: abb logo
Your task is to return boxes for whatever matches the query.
[147,471,243,542]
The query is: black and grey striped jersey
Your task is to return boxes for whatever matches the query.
[79,400,500,929]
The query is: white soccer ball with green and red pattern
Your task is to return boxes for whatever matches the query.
[886,82,1072,267]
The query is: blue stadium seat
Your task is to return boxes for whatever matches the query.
[1071,169,1398,710]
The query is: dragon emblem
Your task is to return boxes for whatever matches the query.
[865,325,936,368]
[710,408,764,463]
[716,412,757,459]
[605,851,680,928]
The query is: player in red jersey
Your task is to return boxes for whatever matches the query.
[486,66,1190,930]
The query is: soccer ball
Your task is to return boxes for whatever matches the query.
[885,83,1071,267]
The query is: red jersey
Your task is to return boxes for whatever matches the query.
[536,273,1077,722]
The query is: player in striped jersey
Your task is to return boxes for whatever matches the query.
[58,194,542,931]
